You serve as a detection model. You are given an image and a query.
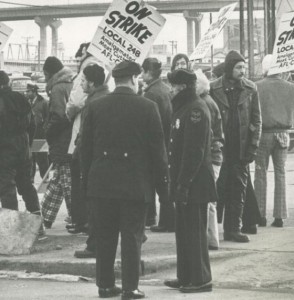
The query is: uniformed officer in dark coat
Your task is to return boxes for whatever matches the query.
[164,69,217,294]
[80,61,169,299]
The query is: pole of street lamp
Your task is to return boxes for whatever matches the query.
[240,0,245,56]
[247,0,255,79]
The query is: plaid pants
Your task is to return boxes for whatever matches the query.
[254,132,288,219]
[41,162,71,223]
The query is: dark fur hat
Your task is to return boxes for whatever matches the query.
[167,69,196,85]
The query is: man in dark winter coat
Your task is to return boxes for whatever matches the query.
[141,57,174,232]
[164,69,216,293]
[72,64,109,258]
[210,50,262,243]
[0,71,41,217]
[26,83,49,180]
[41,56,73,229]
[81,60,168,299]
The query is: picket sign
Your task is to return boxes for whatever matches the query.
[189,2,237,61]
[88,0,166,65]
[268,12,294,75]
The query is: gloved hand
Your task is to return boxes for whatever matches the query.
[175,184,189,206]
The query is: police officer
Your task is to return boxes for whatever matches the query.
[164,69,216,293]
[0,71,41,218]
[81,61,169,299]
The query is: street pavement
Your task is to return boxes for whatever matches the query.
[0,154,294,298]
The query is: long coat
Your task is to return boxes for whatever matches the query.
[169,88,217,204]
[80,86,169,202]
[210,76,262,160]
[44,67,73,163]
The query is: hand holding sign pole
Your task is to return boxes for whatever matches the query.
[88,0,166,67]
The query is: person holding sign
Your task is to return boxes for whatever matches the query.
[210,50,262,243]
[255,55,294,228]
[81,60,168,299]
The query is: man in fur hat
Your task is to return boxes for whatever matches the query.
[210,50,262,243]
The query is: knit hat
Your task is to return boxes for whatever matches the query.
[43,56,64,76]
[262,54,273,76]
[224,50,245,78]
[213,62,225,78]
[112,60,141,78]
[167,69,197,85]
[0,70,10,86]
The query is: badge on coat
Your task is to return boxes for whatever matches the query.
[190,110,202,124]
[175,119,180,129]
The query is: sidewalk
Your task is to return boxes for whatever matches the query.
[0,208,293,281]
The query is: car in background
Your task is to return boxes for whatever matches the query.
[35,77,46,92]
[9,75,31,94]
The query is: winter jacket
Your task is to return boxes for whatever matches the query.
[210,76,262,161]
[169,88,217,204]
[256,76,294,131]
[143,78,172,147]
[44,67,73,163]
[66,55,105,154]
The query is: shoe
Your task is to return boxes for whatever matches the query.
[258,217,267,227]
[38,224,48,241]
[74,248,95,258]
[99,285,122,298]
[65,223,76,230]
[271,218,283,228]
[121,289,145,299]
[164,279,182,289]
[179,282,213,293]
[208,245,219,250]
[67,224,88,234]
[224,231,250,243]
[43,220,52,229]
[241,225,257,234]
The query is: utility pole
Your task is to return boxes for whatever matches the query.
[247,0,255,79]
[169,40,177,56]
[210,13,214,72]
[240,0,245,56]
[22,36,33,60]
[268,0,276,53]
[263,0,268,55]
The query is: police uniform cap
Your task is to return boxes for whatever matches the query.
[167,69,197,85]
[26,83,39,92]
[112,60,141,78]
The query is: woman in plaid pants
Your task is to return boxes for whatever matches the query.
[41,56,74,229]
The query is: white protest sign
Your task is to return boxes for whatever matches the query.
[189,2,237,61]
[88,0,166,65]
[268,12,294,75]
[0,22,13,51]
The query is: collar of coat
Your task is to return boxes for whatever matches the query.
[144,78,162,93]
[112,86,136,95]
[210,75,256,108]
[172,88,197,113]
[46,67,74,94]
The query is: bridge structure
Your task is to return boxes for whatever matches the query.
[0,0,263,64]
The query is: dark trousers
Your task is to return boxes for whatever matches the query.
[31,152,49,180]
[217,161,249,232]
[158,201,175,230]
[0,158,40,213]
[70,157,87,226]
[92,198,146,291]
[175,202,211,286]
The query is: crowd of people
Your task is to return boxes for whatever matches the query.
[1,43,294,299]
